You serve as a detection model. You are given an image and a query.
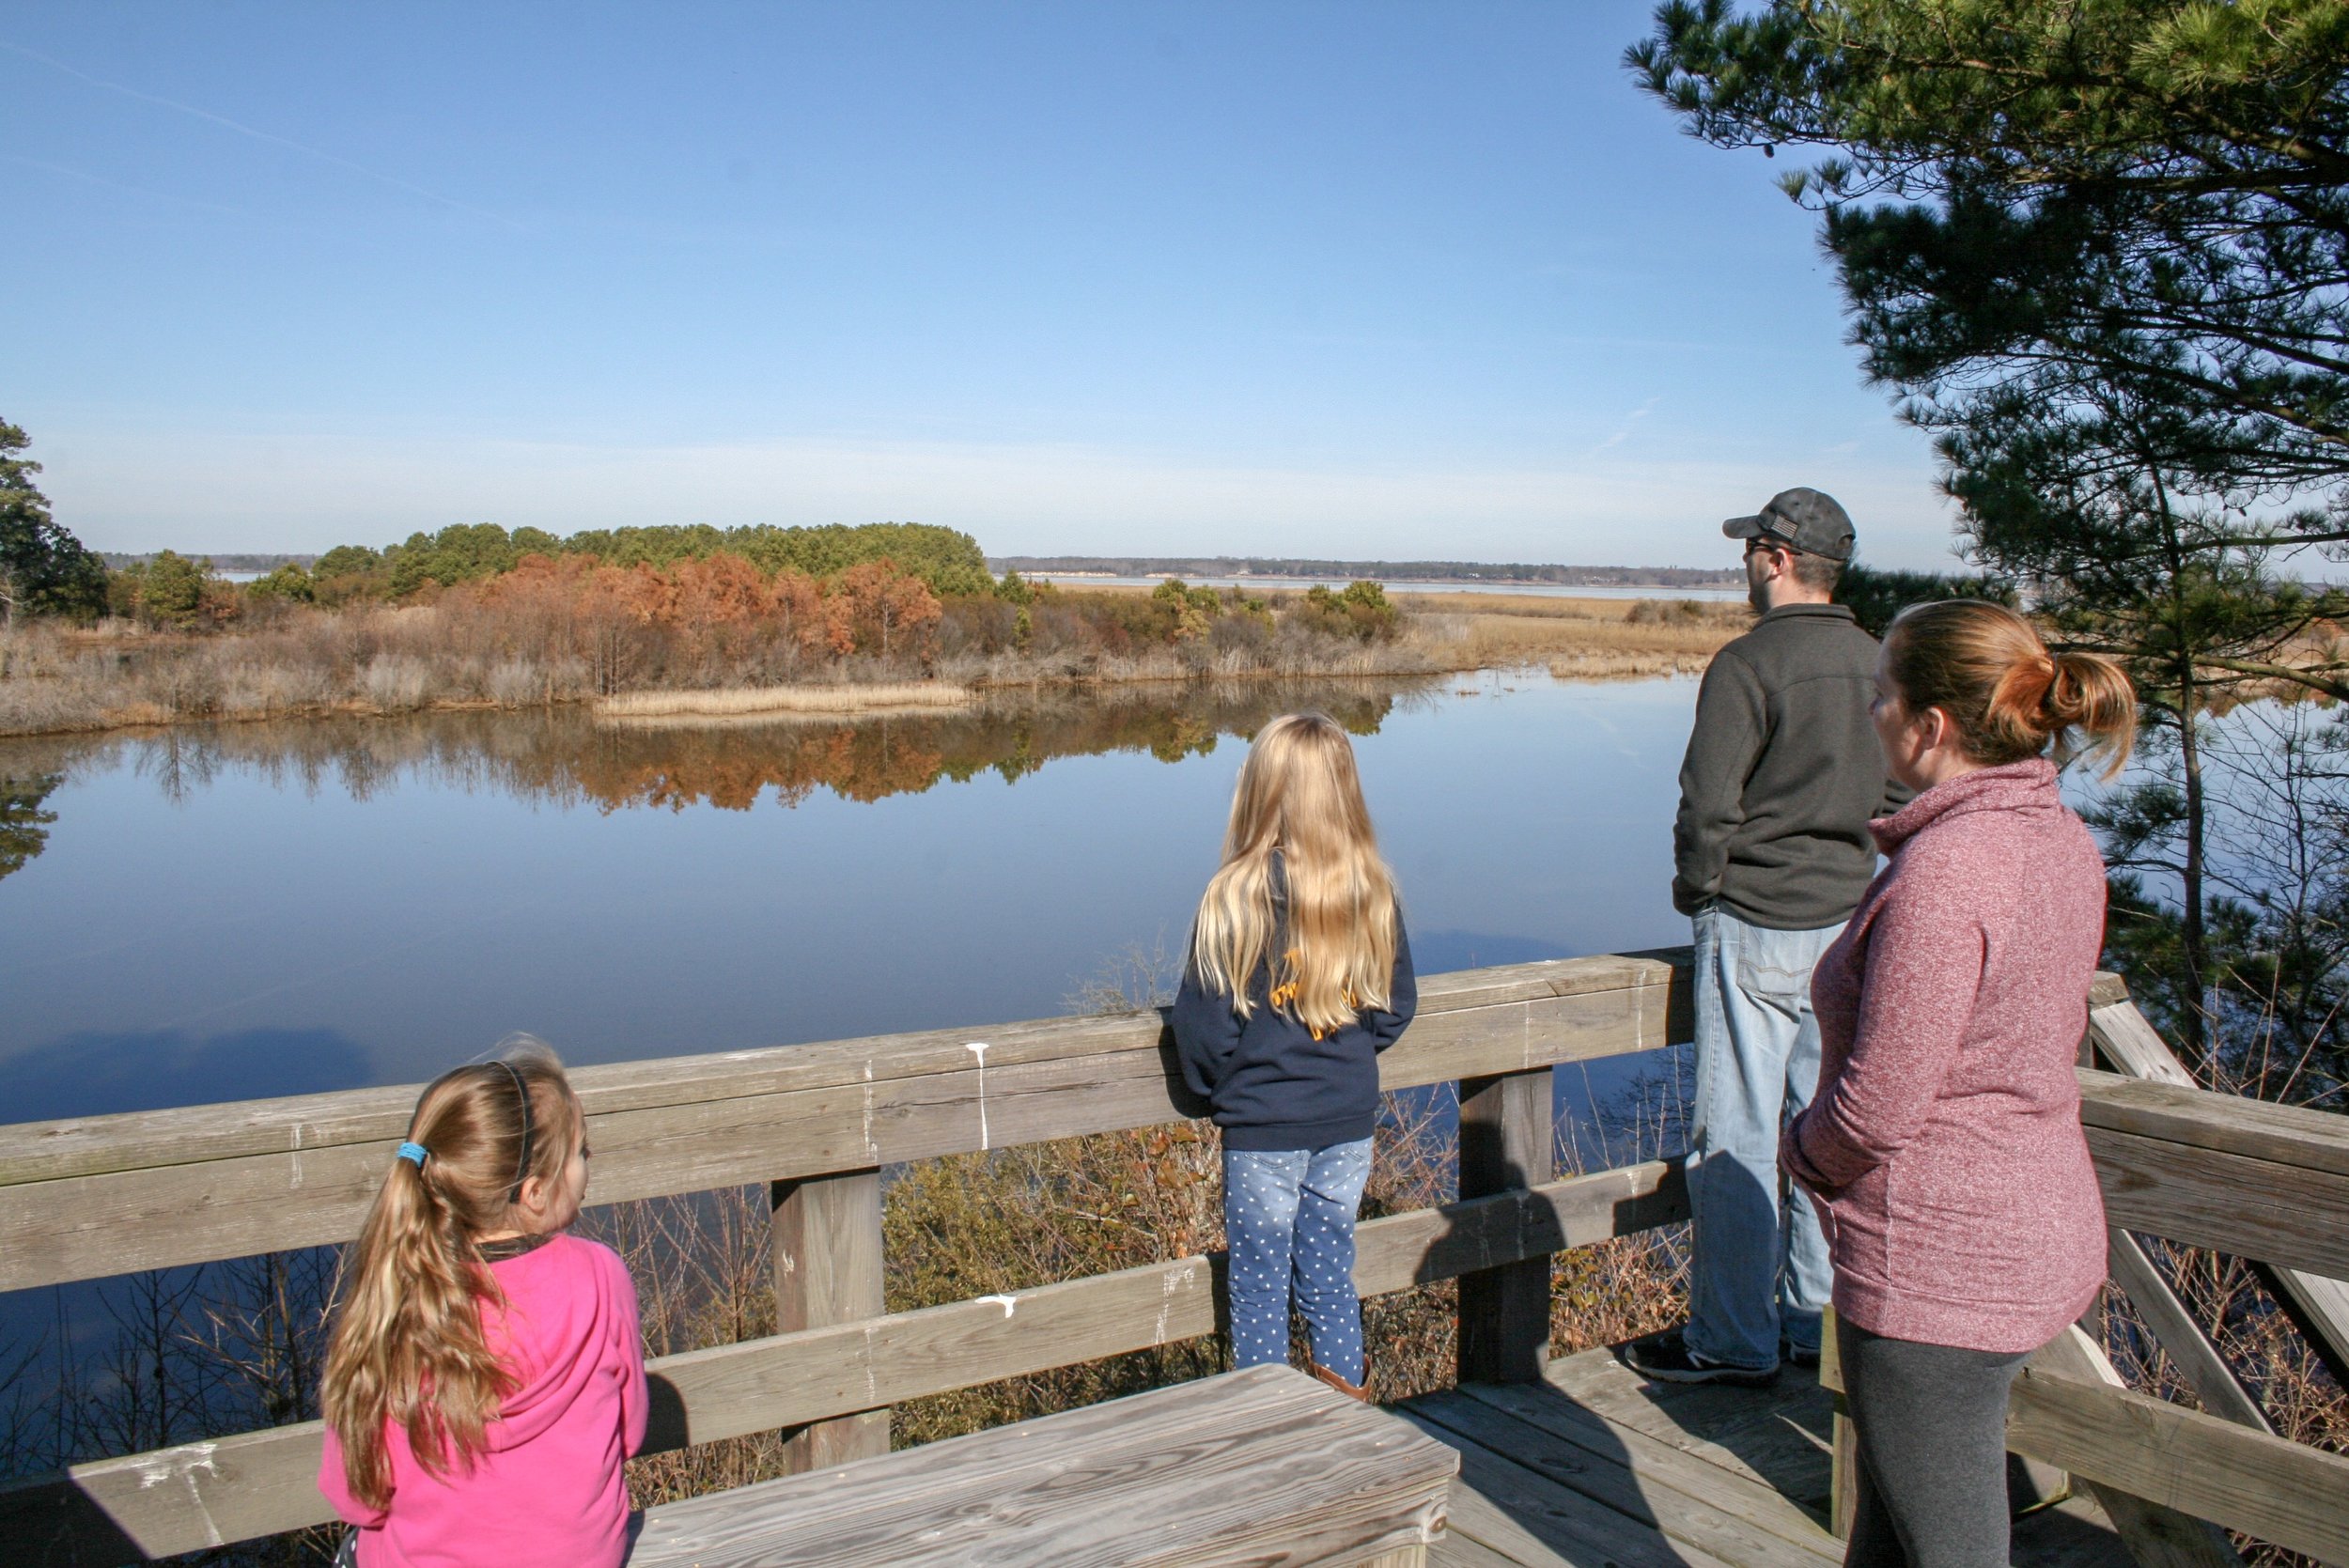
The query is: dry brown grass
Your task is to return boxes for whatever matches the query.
[1401,593,1747,675]
[594,682,975,722]
[0,592,1746,737]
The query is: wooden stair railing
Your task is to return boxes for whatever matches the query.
[1825,977,2349,1568]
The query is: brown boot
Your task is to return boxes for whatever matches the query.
[1311,1363,1370,1402]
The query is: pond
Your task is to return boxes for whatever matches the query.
[1,671,1705,1124]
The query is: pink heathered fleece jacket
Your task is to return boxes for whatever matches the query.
[319,1233,648,1568]
[1782,759,2109,1355]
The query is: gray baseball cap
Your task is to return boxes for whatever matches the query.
[1722,488,1855,562]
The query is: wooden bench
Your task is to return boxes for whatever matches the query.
[628,1365,1458,1567]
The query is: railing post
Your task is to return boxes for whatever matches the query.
[1822,1308,1859,1539]
[1455,1068,1553,1384]
[770,1169,888,1468]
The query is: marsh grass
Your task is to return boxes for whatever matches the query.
[595,682,976,722]
[0,591,1745,738]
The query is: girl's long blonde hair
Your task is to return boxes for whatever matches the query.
[322,1047,585,1511]
[1190,712,1398,1034]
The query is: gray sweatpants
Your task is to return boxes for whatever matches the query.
[1842,1322,2030,1568]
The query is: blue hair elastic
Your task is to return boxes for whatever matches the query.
[396,1141,428,1167]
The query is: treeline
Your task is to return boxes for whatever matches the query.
[993,555,1741,587]
[302,520,1001,602]
[100,551,316,574]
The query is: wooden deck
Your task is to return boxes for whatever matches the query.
[1403,1347,2136,1568]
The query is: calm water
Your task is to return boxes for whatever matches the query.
[0,671,1705,1122]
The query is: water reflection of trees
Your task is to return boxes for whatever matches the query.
[0,677,1439,818]
[0,772,63,881]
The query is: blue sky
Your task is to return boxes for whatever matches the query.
[2,2,1963,568]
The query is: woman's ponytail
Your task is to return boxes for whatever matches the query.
[322,1050,579,1509]
[2045,651,2136,774]
[1885,600,2137,775]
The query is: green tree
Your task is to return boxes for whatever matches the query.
[245,562,316,604]
[1299,581,1402,642]
[0,421,107,626]
[1631,0,2349,519]
[1152,579,1222,642]
[136,551,217,629]
[1633,0,2349,1064]
[1833,562,2014,638]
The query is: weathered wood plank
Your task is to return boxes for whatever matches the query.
[1427,1531,1530,1568]
[771,1168,888,1469]
[2011,1329,2349,1567]
[2085,1001,2349,1397]
[2104,1231,2271,1433]
[1545,1347,1833,1513]
[1396,1410,1743,1568]
[0,954,1694,1188]
[2077,1067,2349,1183]
[0,977,1693,1293]
[0,1162,1681,1564]
[631,1366,1456,1568]
[1452,1377,1836,1547]
[2087,1126,2349,1280]
[1457,1071,1554,1385]
[1421,1387,1839,1568]
[2023,1325,2243,1568]
[1818,1309,1857,1541]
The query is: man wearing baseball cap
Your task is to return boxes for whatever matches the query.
[1625,487,1901,1386]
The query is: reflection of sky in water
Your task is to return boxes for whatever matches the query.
[1,672,1703,1121]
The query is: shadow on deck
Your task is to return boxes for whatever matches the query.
[1398,1346,2135,1568]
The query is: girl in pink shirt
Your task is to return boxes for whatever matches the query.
[319,1048,647,1568]
[1782,600,2134,1568]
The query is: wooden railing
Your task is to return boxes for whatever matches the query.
[0,951,1695,1564]
[1822,980,2349,1568]
[8,955,2347,1566]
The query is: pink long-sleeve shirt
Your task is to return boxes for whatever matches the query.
[319,1233,648,1568]
[1783,759,2109,1354]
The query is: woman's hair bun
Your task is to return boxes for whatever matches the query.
[1884,600,2136,775]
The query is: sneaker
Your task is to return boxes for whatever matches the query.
[1620,1328,1780,1388]
[1783,1340,1822,1371]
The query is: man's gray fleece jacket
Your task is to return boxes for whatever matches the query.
[1672,602,1903,931]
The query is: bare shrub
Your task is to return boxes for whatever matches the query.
[487,658,544,706]
[362,655,431,712]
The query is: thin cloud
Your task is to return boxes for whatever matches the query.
[5,152,253,218]
[1594,396,1663,453]
[0,37,523,230]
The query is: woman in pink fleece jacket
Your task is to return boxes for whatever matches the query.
[1781,600,2133,1568]
[319,1048,647,1568]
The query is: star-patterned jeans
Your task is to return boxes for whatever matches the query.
[1221,1139,1374,1384]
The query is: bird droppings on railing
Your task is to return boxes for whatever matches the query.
[977,1294,1019,1318]
[1156,1262,1198,1346]
[135,1443,226,1548]
[861,1061,878,1162]
[966,1041,992,1148]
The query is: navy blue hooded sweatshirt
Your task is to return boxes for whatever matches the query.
[1172,863,1417,1152]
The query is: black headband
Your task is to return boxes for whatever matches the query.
[498,1061,534,1203]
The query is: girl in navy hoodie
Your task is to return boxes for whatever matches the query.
[1174,712,1416,1399]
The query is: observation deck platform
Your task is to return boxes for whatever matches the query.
[1410,1347,2131,1568]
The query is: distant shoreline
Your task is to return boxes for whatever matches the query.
[989,555,1742,590]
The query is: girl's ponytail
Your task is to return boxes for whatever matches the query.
[322,1050,581,1509]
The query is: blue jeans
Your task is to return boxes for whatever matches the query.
[1687,906,1838,1371]
[1222,1140,1374,1383]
